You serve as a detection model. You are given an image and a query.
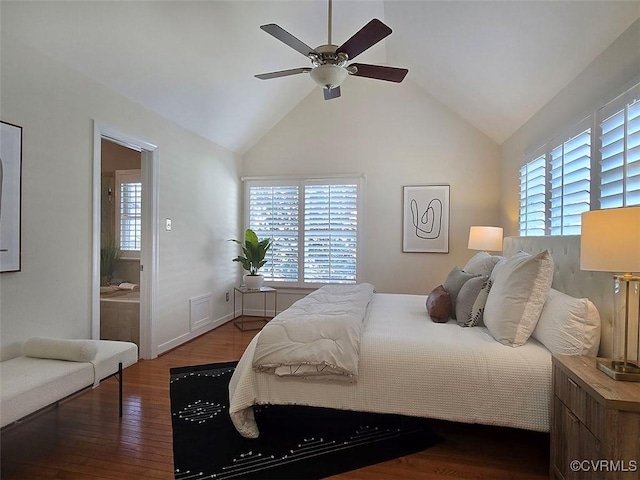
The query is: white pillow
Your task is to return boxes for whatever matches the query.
[533,288,601,356]
[463,251,504,277]
[23,337,98,362]
[484,250,554,347]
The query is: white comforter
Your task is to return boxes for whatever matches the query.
[229,293,552,439]
[252,283,375,381]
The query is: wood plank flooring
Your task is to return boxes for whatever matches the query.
[1,320,550,479]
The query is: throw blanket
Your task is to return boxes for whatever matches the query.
[252,283,375,382]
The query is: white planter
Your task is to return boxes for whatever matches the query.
[243,274,264,290]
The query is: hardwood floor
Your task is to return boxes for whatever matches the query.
[1,320,550,479]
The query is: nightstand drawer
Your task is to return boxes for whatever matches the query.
[552,397,601,480]
[554,365,604,439]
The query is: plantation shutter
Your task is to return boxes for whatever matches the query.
[248,184,299,282]
[549,123,591,235]
[116,170,142,252]
[598,83,640,208]
[303,182,358,284]
[519,154,546,236]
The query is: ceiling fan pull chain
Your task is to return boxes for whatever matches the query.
[328,0,333,45]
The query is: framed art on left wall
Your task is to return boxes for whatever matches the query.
[0,121,22,272]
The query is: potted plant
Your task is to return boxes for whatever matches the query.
[100,242,122,286]
[230,228,272,290]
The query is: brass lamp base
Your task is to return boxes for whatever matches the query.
[597,358,640,382]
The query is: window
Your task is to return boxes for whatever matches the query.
[519,153,546,236]
[598,83,640,208]
[548,123,591,235]
[245,176,363,286]
[518,82,640,236]
[115,170,141,257]
[519,118,591,236]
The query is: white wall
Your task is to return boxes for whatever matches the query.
[501,20,640,235]
[0,36,242,360]
[243,78,501,296]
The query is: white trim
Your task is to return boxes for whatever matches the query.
[157,314,232,355]
[241,172,366,182]
[92,121,159,359]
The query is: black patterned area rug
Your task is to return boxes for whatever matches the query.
[170,361,442,480]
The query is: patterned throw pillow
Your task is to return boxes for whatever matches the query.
[463,278,493,327]
[456,275,489,326]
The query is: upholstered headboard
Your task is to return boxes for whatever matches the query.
[503,235,613,358]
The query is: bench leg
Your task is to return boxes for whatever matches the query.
[118,362,123,418]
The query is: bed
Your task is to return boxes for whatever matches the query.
[229,235,612,439]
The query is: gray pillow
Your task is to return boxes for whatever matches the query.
[463,252,504,277]
[443,267,480,319]
[456,275,489,326]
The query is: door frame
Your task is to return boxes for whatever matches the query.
[92,121,159,359]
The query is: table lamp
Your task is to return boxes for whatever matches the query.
[468,226,504,252]
[581,207,640,381]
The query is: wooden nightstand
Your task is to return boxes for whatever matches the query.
[551,355,640,479]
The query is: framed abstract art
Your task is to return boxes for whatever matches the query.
[0,121,22,272]
[402,184,450,253]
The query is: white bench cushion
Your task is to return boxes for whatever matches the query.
[89,340,138,386]
[1,357,94,427]
[0,340,138,427]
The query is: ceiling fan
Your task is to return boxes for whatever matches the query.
[255,0,408,100]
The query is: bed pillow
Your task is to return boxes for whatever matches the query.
[459,277,493,327]
[463,251,504,277]
[23,337,98,362]
[456,275,489,326]
[443,267,480,319]
[483,250,554,347]
[533,288,601,356]
[426,285,452,323]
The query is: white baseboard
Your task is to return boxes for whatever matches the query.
[157,312,235,355]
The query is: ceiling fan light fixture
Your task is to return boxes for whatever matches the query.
[309,64,348,90]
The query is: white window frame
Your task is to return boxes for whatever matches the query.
[596,82,640,209]
[243,174,365,288]
[519,146,548,236]
[115,169,141,259]
[519,116,594,236]
[547,116,592,235]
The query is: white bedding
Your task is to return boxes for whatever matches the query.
[229,293,552,438]
[253,283,374,380]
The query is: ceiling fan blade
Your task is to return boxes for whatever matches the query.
[260,24,318,57]
[337,19,392,60]
[323,86,341,100]
[255,67,312,80]
[350,64,408,83]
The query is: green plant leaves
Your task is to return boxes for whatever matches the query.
[229,228,272,275]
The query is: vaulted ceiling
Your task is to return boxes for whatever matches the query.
[2,1,639,154]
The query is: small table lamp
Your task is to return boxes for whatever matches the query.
[581,207,640,381]
[468,226,504,252]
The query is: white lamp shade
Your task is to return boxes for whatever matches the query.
[580,207,640,273]
[468,226,503,252]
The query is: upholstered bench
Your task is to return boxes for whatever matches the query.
[0,338,138,428]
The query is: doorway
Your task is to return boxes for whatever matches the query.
[92,121,158,359]
[100,140,141,345]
